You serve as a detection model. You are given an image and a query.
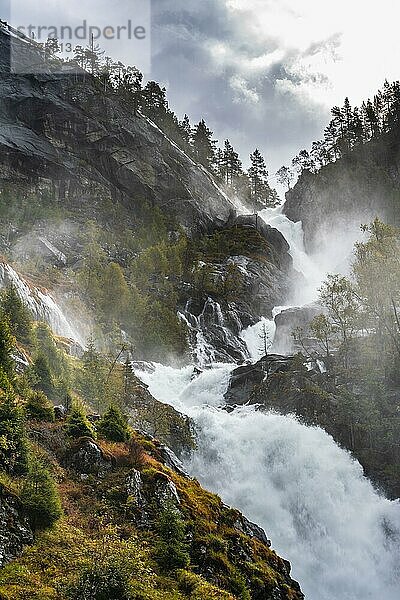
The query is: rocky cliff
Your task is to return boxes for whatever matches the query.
[0,27,235,235]
[284,129,400,252]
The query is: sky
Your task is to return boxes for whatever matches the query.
[151,0,400,176]
[6,0,400,177]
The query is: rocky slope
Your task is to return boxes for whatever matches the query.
[284,129,400,252]
[0,419,304,600]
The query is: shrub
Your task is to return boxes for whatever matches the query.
[0,319,16,379]
[63,538,146,600]
[66,403,96,439]
[97,405,131,443]
[20,457,62,529]
[154,506,190,571]
[25,391,55,422]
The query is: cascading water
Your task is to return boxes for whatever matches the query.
[134,202,400,599]
[0,261,84,346]
[136,362,400,600]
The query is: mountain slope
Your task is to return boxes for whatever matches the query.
[0,27,235,235]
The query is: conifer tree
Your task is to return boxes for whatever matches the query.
[0,319,16,379]
[32,353,54,399]
[97,404,130,443]
[223,140,242,185]
[179,114,192,152]
[0,285,32,344]
[0,378,28,475]
[25,391,55,423]
[20,457,62,529]
[192,120,216,170]
[66,403,95,439]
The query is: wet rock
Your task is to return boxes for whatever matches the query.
[234,514,271,547]
[0,484,33,567]
[225,355,295,405]
[274,304,323,355]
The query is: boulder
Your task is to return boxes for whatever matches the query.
[0,484,33,568]
[66,437,114,477]
[225,355,295,405]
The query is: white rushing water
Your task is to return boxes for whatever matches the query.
[0,261,84,346]
[136,362,400,600]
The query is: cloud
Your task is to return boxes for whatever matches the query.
[10,0,400,178]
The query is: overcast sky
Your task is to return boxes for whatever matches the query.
[8,0,400,177]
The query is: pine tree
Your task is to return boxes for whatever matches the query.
[0,379,28,475]
[25,391,55,423]
[179,114,192,152]
[20,457,62,530]
[32,353,54,399]
[0,319,16,379]
[81,335,104,412]
[248,149,268,201]
[142,81,168,126]
[155,505,190,571]
[66,403,95,439]
[115,65,143,116]
[214,148,226,181]
[97,404,130,443]
[292,149,314,174]
[223,139,242,185]
[248,149,278,208]
[192,120,216,170]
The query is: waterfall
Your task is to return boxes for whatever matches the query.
[135,362,400,600]
[0,261,84,346]
[134,204,400,599]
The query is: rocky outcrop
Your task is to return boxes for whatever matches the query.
[0,484,33,568]
[273,304,323,355]
[0,29,235,236]
[225,354,296,405]
[65,437,114,477]
[284,131,400,253]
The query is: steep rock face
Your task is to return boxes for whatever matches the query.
[0,484,33,568]
[273,304,323,355]
[0,28,235,235]
[180,221,295,365]
[284,131,400,252]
